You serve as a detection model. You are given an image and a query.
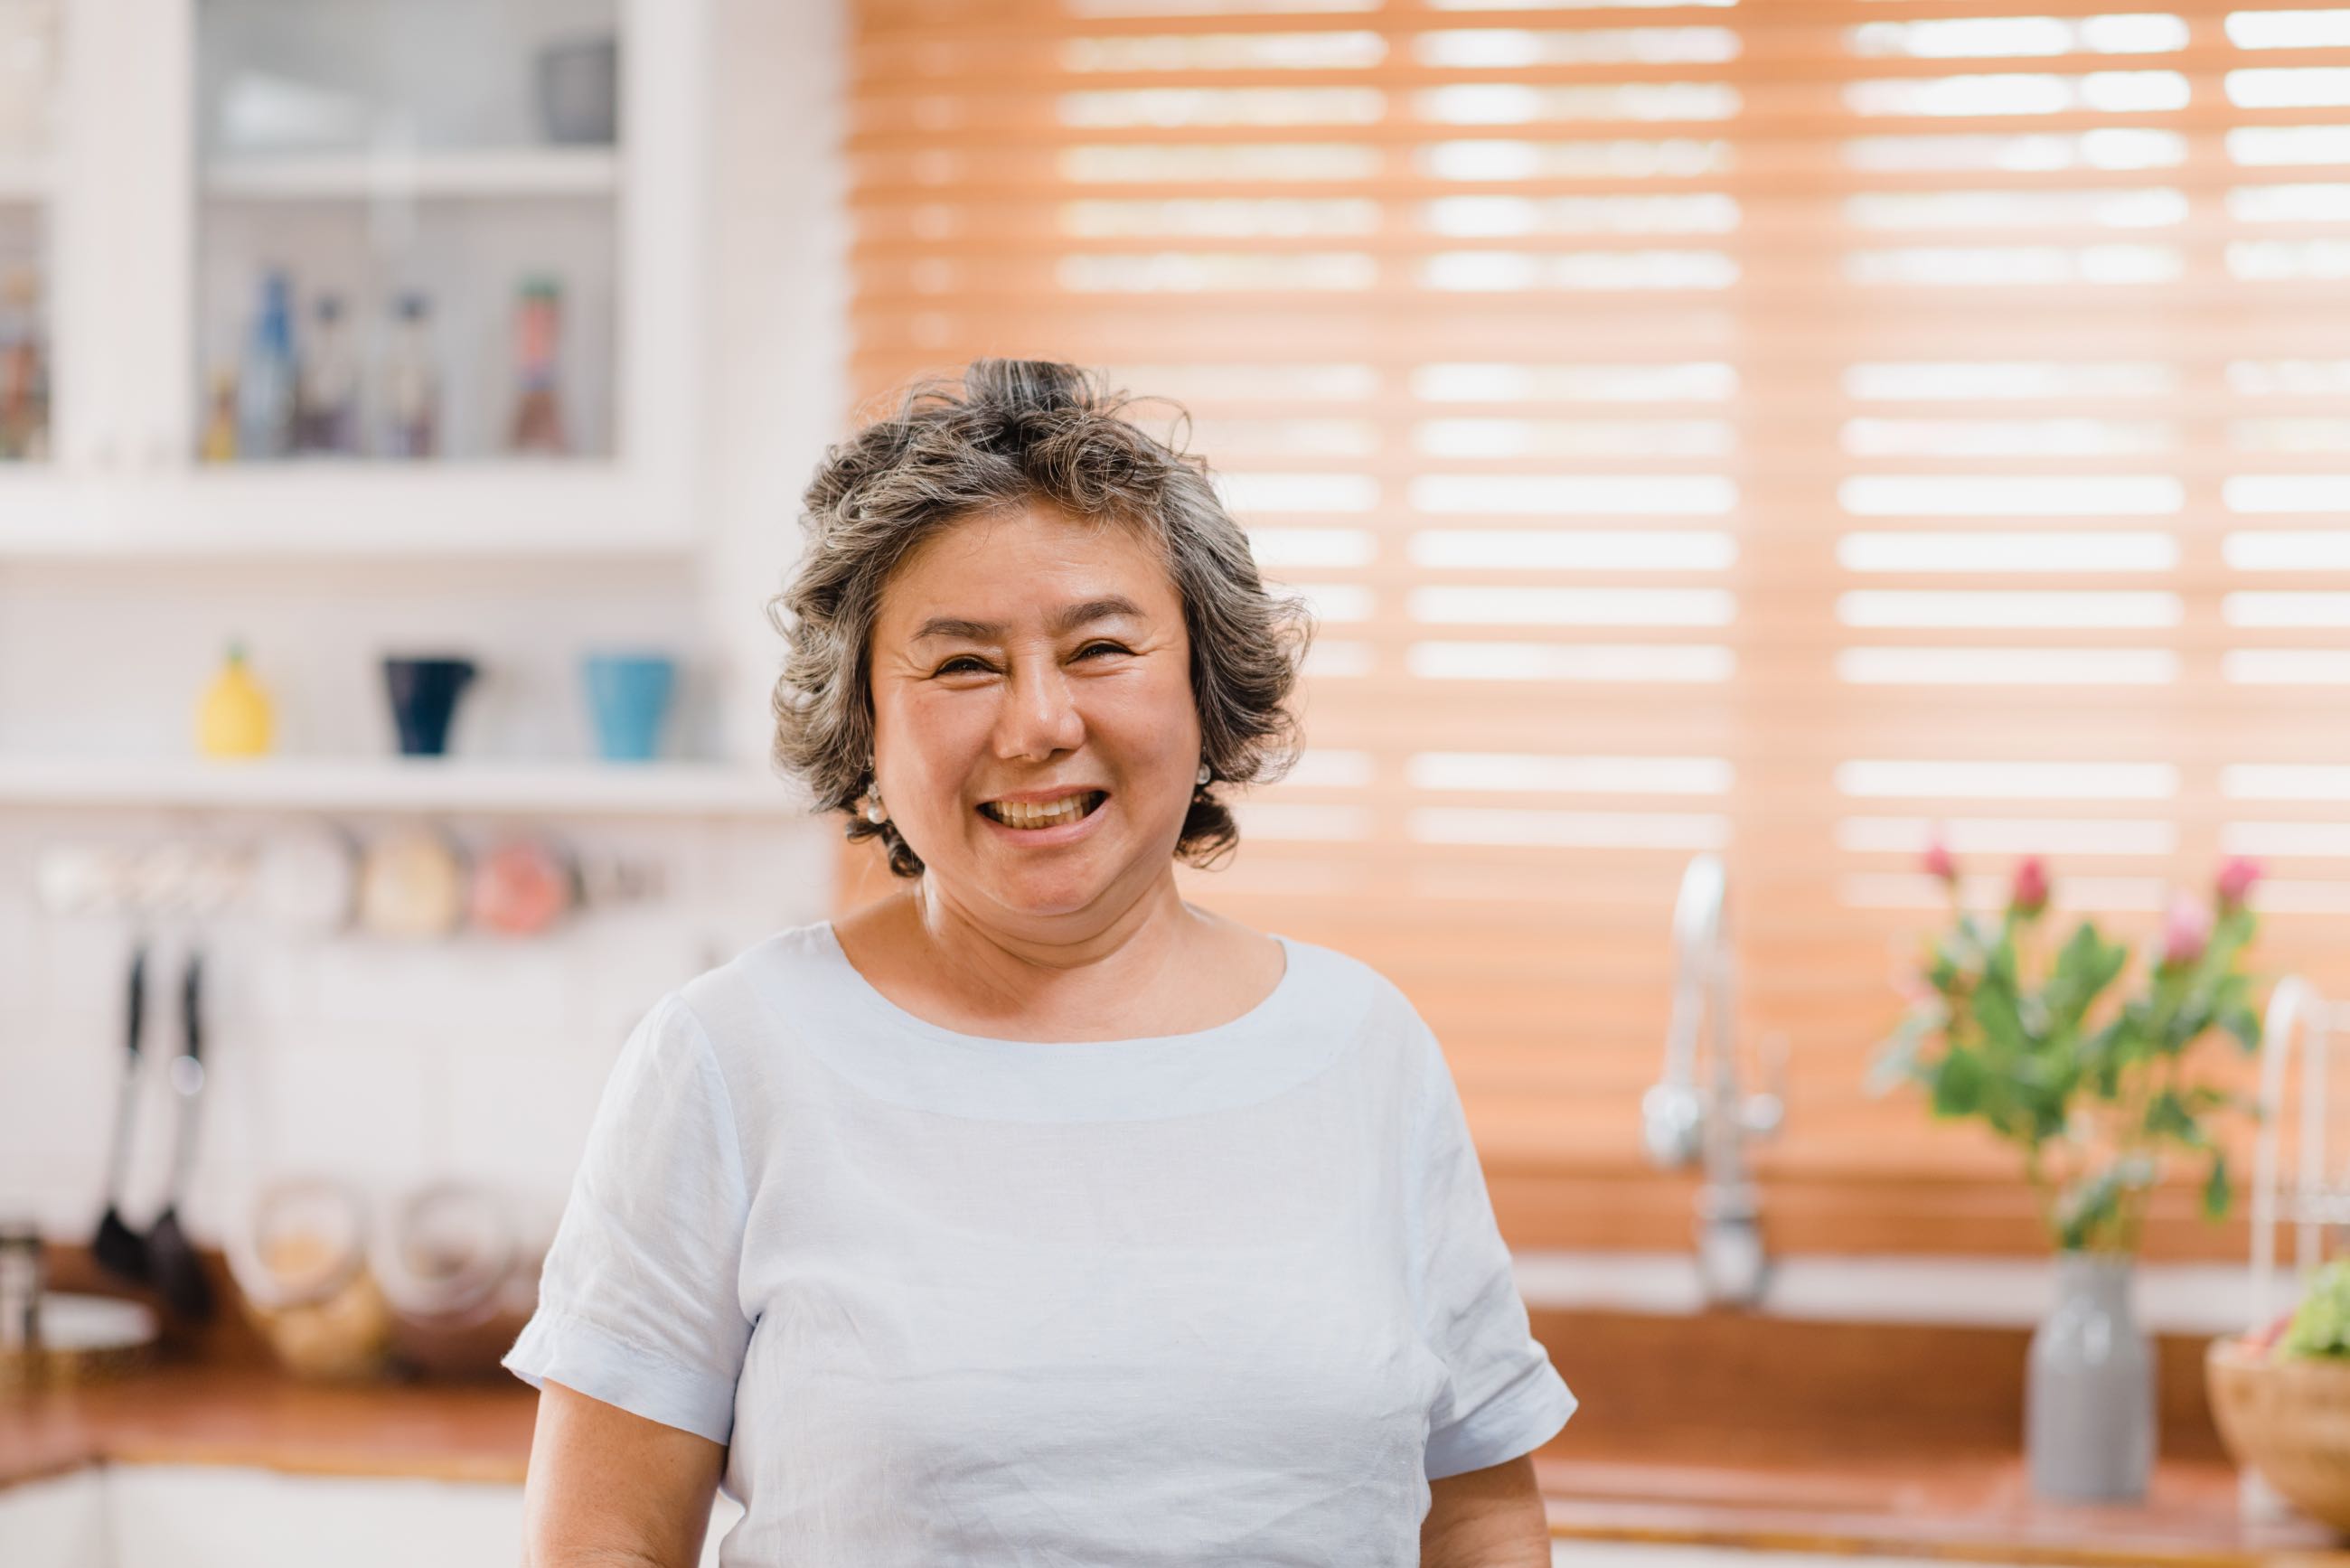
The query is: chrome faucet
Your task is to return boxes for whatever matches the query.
[1640,852,1787,1308]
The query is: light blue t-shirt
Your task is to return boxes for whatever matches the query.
[503,919,1575,1564]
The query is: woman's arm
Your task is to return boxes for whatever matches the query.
[1421,1452,1552,1568]
[521,1379,728,1568]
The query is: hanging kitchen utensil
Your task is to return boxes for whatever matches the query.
[89,943,151,1285]
[144,948,214,1322]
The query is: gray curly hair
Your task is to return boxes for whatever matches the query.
[766,358,1313,878]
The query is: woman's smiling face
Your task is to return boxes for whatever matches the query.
[866,502,1202,925]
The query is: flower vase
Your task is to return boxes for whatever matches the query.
[2027,1247,2157,1501]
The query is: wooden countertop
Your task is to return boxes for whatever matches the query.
[1,1364,537,1490]
[1532,1440,2350,1567]
[7,1361,2350,1565]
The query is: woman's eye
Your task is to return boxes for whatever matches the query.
[1075,643,1127,661]
[935,656,991,675]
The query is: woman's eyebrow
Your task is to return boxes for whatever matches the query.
[911,596,1145,643]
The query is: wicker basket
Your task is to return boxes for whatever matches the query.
[2207,1335,2350,1535]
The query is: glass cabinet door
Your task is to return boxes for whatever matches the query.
[194,0,620,464]
[0,0,57,463]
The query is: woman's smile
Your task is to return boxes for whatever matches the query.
[976,788,1110,832]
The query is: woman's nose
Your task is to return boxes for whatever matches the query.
[995,658,1085,761]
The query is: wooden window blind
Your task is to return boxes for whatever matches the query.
[844,0,2350,1254]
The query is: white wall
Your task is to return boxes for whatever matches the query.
[0,0,848,1253]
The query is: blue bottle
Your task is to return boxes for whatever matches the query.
[236,269,297,460]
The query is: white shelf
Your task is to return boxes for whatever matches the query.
[0,466,697,559]
[204,146,620,202]
[0,755,804,818]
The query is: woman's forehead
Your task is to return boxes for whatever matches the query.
[879,507,1180,633]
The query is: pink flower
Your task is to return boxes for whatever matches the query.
[2009,855,2050,916]
[2161,890,2213,968]
[1922,831,1957,886]
[2217,855,2262,915]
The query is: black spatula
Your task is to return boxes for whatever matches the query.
[146,947,214,1322]
[90,944,151,1284]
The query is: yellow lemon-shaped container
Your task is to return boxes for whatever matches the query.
[198,640,274,757]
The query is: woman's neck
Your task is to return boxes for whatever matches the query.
[837,875,1265,1042]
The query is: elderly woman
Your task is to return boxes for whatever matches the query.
[502,360,1576,1565]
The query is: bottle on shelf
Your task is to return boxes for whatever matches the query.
[293,292,359,456]
[200,371,238,463]
[235,268,298,461]
[381,292,437,460]
[0,262,48,462]
[506,276,569,456]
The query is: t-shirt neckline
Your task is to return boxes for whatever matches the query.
[815,916,1299,1050]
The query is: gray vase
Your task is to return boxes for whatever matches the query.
[2026,1248,2157,1500]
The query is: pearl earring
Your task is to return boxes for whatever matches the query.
[862,787,888,825]
[1196,760,1212,787]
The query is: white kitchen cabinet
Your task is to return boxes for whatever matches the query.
[0,1468,2027,1568]
[0,1465,744,1568]
[0,1469,108,1568]
[108,1466,531,1568]
[1,0,708,558]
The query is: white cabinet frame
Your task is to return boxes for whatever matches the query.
[2,0,708,559]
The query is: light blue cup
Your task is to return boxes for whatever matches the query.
[582,652,677,762]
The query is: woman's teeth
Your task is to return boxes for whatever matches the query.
[982,791,1104,829]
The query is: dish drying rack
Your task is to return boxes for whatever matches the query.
[2240,974,2350,1521]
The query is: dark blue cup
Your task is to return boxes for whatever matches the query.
[382,656,477,756]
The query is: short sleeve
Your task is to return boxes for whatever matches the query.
[502,991,754,1446]
[1407,1019,1577,1480]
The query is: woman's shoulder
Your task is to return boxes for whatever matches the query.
[1274,930,1405,1005]
[1180,900,1401,1010]
[665,919,848,1055]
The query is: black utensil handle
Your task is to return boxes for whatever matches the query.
[180,949,202,1066]
[163,949,207,1197]
[126,942,146,1064]
[106,944,148,1198]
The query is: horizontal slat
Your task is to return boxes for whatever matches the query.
[853,66,2311,105]
[858,0,2350,28]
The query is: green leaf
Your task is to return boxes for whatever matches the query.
[1969,981,2032,1059]
[2081,1017,2133,1101]
[2202,1151,2232,1223]
[1866,1009,1939,1097]
[1930,1044,1988,1119]
[2183,1083,2265,1128]
[2045,920,2128,1030]
[2144,1087,2205,1148]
